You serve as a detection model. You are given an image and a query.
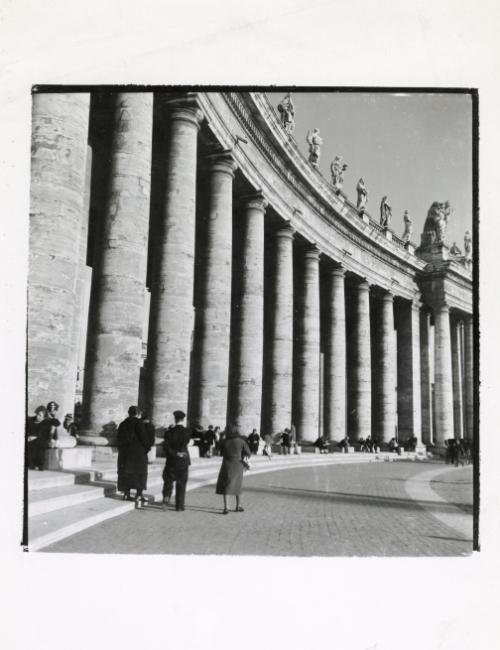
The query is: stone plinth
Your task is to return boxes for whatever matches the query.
[227,192,266,435]
[433,304,454,447]
[262,224,295,436]
[189,152,236,427]
[82,94,153,440]
[147,96,203,430]
[293,246,320,442]
[45,445,92,471]
[28,93,90,415]
[323,267,346,441]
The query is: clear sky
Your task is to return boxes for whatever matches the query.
[267,92,473,249]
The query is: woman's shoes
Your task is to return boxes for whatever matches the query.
[235,506,244,512]
[223,508,229,515]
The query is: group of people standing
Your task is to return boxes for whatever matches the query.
[26,401,76,470]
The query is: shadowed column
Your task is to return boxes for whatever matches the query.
[294,245,320,443]
[227,192,266,434]
[463,315,473,441]
[28,93,90,415]
[433,304,454,447]
[147,96,203,429]
[396,299,422,445]
[451,318,464,439]
[262,223,295,436]
[81,93,153,441]
[189,152,236,427]
[375,292,396,444]
[324,267,346,441]
[351,280,371,441]
[420,309,433,445]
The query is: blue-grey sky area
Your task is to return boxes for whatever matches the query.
[267,92,473,249]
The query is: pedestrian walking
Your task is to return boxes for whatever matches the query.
[117,406,151,507]
[162,410,191,512]
[215,427,251,514]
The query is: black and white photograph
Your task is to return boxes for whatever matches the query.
[1,2,498,650]
[25,88,477,557]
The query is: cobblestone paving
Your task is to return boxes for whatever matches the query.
[44,460,474,556]
[430,465,473,515]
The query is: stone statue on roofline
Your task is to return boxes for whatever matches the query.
[402,210,413,242]
[277,93,295,134]
[464,230,472,260]
[450,241,462,256]
[330,155,348,191]
[421,200,452,245]
[306,128,322,169]
[380,196,392,228]
[356,177,368,212]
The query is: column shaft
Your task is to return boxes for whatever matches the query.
[396,300,422,444]
[28,93,90,415]
[451,319,464,438]
[464,316,474,441]
[420,310,433,445]
[147,98,203,428]
[375,292,396,444]
[227,193,266,434]
[323,268,346,440]
[351,281,371,441]
[82,93,153,438]
[262,224,294,435]
[293,246,321,442]
[189,154,236,427]
[433,305,454,446]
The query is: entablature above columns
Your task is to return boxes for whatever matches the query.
[196,91,427,302]
[418,265,473,315]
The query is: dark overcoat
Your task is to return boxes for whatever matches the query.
[117,416,151,491]
[215,436,251,496]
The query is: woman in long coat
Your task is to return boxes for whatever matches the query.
[216,428,251,514]
[117,406,151,506]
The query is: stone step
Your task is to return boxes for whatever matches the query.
[29,498,136,551]
[28,470,76,491]
[29,484,105,516]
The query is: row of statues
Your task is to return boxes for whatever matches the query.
[275,93,472,258]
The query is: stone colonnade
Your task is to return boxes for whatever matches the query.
[28,92,474,448]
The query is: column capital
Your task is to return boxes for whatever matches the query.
[165,93,204,129]
[434,302,450,314]
[358,278,370,291]
[276,222,295,239]
[381,290,394,302]
[204,150,238,177]
[240,190,268,212]
[304,243,320,261]
[331,265,346,278]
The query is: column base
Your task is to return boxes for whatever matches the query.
[77,435,115,447]
[44,446,93,470]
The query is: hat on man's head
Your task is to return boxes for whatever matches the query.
[46,401,59,411]
[173,410,186,421]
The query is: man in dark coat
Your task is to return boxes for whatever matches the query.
[26,405,46,470]
[162,410,191,512]
[117,406,151,506]
[247,428,260,455]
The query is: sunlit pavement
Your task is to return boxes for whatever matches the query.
[44,461,473,556]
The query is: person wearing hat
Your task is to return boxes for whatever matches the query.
[162,410,191,511]
[117,406,152,507]
[215,426,251,514]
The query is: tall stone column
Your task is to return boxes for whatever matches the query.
[323,267,346,441]
[433,304,454,447]
[65,144,93,414]
[81,94,153,441]
[463,315,474,441]
[262,223,295,436]
[147,96,203,429]
[293,245,321,443]
[351,280,371,441]
[396,299,422,444]
[420,310,433,445]
[28,93,90,415]
[375,292,396,444]
[227,192,266,434]
[189,152,236,427]
[451,318,464,439]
